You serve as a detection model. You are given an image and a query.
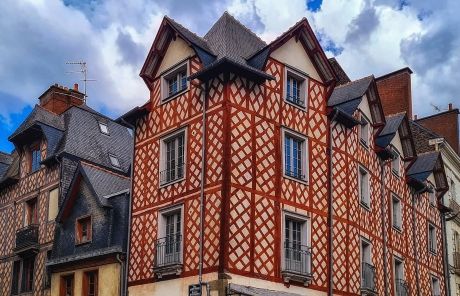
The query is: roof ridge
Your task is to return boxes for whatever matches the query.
[334,75,374,89]
[164,15,209,49]
[410,119,442,139]
[266,17,307,46]
[222,11,266,46]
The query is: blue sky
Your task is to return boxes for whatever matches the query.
[0,0,459,153]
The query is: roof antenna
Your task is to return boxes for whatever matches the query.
[430,103,442,113]
[66,61,96,101]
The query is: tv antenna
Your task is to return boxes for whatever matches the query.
[430,103,442,112]
[66,61,96,99]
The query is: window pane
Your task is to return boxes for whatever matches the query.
[180,72,187,91]
[48,188,59,221]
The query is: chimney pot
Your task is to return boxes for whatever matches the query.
[414,114,418,120]
[74,83,79,91]
[449,103,453,111]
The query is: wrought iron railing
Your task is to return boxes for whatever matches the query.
[159,163,184,185]
[395,279,409,296]
[453,252,460,272]
[284,168,305,181]
[15,224,39,250]
[283,241,311,275]
[286,95,305,107]
[361,262,376,291]
[154,235,182,267]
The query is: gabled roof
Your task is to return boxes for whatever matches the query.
[141,12,336,85]
[57,162,130,222]
[0,150,20,187]
[407,151,448,193]
[328,57,351,86]
[9,105,64,140]
[409,120,441,154]
[0,152,12,180]
[376,113,416,159]
[328,75,385,127]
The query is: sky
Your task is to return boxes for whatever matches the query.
[0,0,459,152]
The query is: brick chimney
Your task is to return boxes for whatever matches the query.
[38,83,85,114]
[375,67,413,118]
[416,104,460,154]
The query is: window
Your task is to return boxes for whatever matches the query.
[391,148,400,176]
[282,212,310,276]
[285,68,307,108]
[361,239,372,265]
[109,154,120,168]
[83,270,98,296]
[361,239,375,291]
[30,145,41,173]
[392,195,402,230]
[98,122,109,135]
[48,188,59,221]
[394,257,405,294]
[359,166,370,208]
[25,198,38,226]
[360,115,370,147]
[162,62,188,101]
[160,129,186,186]
[431,276,440,296]
[451,179,457,200]
[60,274,74,296]
[11,256,35,294]
[155,205,183,267]
[76,216,92,244]
[429,186,436,206]
[44,250,52,288]
[283,129,308,182]
[428,223,436,254]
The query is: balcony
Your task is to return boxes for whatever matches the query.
[361,263,377,295]
[14,224,39,255]
[395,279,409,296]
[153,235,182,278]
[159,163,184,186]
[453,252,460,275]
[281,241,312,286]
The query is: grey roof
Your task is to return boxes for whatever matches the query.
[228,284,303,296]
[9,105,64,140]
[165,16,213,53]
[409,120,440,154]
[80,163,130,207]
[0,152,12,180]
[407,151,439,182]
[47,246,123,267]
[328,57,351,86]
[375,113,405,148]
[328,76,373,107]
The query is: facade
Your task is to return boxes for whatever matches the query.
[0,84,132,296]
[124,12,449,296]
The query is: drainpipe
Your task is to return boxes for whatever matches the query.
[411,189,423,296]
[198,81,209,290]
[121,118,136,296]
[441,204,451,296]
[116,253,124,296]
[327,110,338,296]
[379,158,389,296]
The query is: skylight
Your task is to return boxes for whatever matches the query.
[99,122,109,135]
[109,154,120,168]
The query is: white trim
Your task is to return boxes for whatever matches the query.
[283,65,308,111]
[157,203,184,264]
[428,222,437,254]
[360,236,372,264]
[281,127,309,184]
[391,193,402,231]
[159,126,188,188]
[358,165,370,209]
[281,210,311,273]
[161,61,189,103]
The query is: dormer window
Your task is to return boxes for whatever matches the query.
[162,62,188,102]
[30,144,41,173]
[98,121,109,135]
[76,216,92,244]
[109,154,120,168]
[360,115,370,147]
[285,67,307,108]
[391,148,400,176]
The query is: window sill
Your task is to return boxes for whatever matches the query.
[392,170,401,178]
[392,225,402,233]
[153,262,183,279]
[283,174,308,185]
[284,98,307,111]
[161,88,189,104]
[360,200,371,211]
[359,140,370,150]
[281,270,313,287]
[159,176,186,189]
[75,239,91,246]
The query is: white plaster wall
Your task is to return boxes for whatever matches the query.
[156,37,194,78]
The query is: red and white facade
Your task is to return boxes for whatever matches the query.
[126,14,447,296]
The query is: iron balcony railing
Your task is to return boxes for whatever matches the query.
[286,95,305,107]
[15,224,39,251]
[284,168,305,181]
[154,235,182,267]
[395,279,409,296]
[283,241,312,276]
[361,262,376,291]
[159,163,184,185]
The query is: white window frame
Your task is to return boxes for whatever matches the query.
[429,185,437,206]
[428,222,437,254]
[394,256,405,283]
[431,275,440,296]
[161,61,189,103]
[98,121,109,135]
[159,127,187,187]
[284,66,308,110]
[281,210,310,273]
[391,147,401,177]
[359,114,370,148]
[360,237,372,265]
[358,165,370,209]
[392,194,402,231]
[157,204,184,264]
[281,127,308,184]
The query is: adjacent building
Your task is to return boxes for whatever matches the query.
[0,84,132,296]
[124,12,449,296]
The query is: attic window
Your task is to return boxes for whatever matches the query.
[360,115,370,147]
[109,154,120,168]
[98,122,109,135]
[285,67,307,109]
[162,62,188,102]
[391,148,401,177]
[76,216,92,244]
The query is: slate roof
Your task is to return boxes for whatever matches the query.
[375,113,405,148]
[0,152,12,180]
[409,120,440,154]
[164,16,213,53]
[328,76,373,107]
[228,284,303,296]
[9,105,64,140]
[407,151,440,183]
[328,57,351,86]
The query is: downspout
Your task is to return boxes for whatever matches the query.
[411,189,423,296]
[116,253,124,296]
[379,158,389,296]
[327,110,338,296]
[198,81,209,289]
[121,118,136,296]
[441,199,451,296]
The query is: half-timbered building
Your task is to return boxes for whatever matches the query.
[123,12,449,296]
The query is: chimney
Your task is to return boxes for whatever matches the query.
[414,114,418,120]
[38,83,85,115]
[375,67,413,118]
[416,106,460,154]
[74,83,79,91]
